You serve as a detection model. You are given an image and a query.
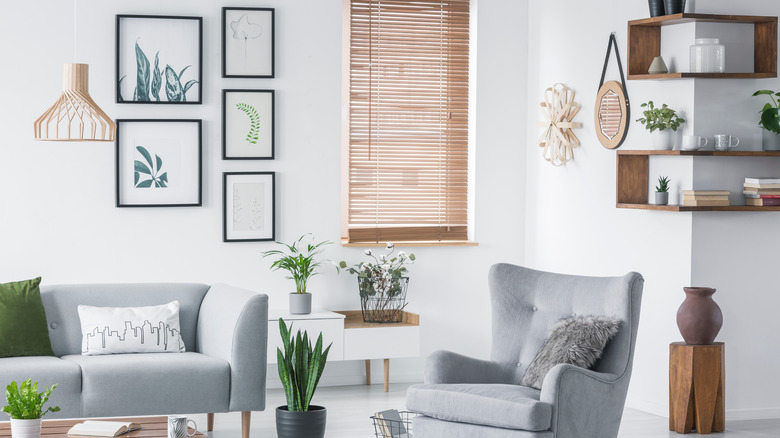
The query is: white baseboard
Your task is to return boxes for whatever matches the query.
[625,400,780,421]
[266,371,423,389]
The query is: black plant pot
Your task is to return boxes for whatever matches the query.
[664,0,686,15]
[276,406,327,438]
[648,0,665,17]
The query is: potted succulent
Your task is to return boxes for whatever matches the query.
[3,379,60,438]
[262,234,337,315]
[752,89,780,151]
[339,243,416,323]
[636,101,686,150]
[275,318,331,438]
[655,176,670,205]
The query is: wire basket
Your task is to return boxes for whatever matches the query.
[359,276,409,323]
[371,410,415,437]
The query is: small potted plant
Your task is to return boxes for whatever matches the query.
[339,243,416,323]
[275,318,331,438]
[752,89,780,151]
[261,234,338,315]
[656,176,670,205]
[636,101,686,150]
[3,379,60,438]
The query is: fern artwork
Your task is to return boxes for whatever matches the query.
[134,146,168,188]
[117,16,202,103]
[236,103,261,144]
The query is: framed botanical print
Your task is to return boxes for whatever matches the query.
[223,172,275,242]
[116,15,203,103]
[116,120,202,207]
[222,89,275,159]
[222,7,275,78]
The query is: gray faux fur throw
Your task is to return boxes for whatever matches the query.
[520,315,622,390]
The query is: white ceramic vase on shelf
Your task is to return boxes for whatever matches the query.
[10,419,42,438]
[651,130,675,150]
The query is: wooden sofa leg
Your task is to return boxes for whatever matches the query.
[207,413,214,431]
[241,411,251,438]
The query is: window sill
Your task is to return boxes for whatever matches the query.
[341,239,479,247]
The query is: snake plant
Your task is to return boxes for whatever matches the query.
[277,318,331,411]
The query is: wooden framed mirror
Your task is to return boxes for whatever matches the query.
[595,81,628,149]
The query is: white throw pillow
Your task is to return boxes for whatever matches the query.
[78,301,186,355]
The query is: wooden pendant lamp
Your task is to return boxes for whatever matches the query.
[34,63,116,142]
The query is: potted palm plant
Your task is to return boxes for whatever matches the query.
[275,318,331,438]
[636,101,686,150]
[261,234,337,314]
[655,176,670,205]
[3,379,60,438]
[752,89,780,150]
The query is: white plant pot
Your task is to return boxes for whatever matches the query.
[651,130,675,150]
[10,418,42,438]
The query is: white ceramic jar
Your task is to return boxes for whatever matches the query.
[690,38,725,73]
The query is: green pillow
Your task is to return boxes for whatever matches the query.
[0,277,54,357]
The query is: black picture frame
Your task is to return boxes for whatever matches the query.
[223,172,276,242]
[222,89,275,160]
[116,119,203,207]
[116,14,203,104]
[222,7,275,78]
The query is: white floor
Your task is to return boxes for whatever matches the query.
[194,383,780,438]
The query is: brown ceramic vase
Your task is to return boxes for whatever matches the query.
[676,287,722,345]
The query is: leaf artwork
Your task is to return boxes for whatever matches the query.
[236,103,261,144]
[233,190,244,226]
[133,146,168,189]
[151,51,162,102]
[133,40,151,101]
[118,75,126,102]
[164,65,198,102]
[250,196,264,230]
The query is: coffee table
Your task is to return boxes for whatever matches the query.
[0,417,202,438]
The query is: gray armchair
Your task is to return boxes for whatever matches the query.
[406,263,643,438]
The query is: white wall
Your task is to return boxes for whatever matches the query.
[526,0,780,420]
[0,0,528,387]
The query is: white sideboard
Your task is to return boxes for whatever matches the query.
[268,309,420,391]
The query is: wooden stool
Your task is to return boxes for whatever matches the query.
[669,342,725,434]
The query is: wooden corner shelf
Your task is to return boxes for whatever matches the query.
[616,149,780,211]
[627,13,778,79]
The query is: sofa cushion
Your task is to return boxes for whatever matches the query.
[406,384,552,431]
[62,352,230,416]
[0,277,54,358]
[0,356,83,418]
[77,301,186,355]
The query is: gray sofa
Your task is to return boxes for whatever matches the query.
[406,264,644,438]
[0,283,267,438]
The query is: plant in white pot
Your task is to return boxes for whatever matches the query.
[275,318,331,438]
[655,176,670,205]
[3,379,60,438]
[636,101,686,150]
[752,89,780,151]
[261,234,337,315]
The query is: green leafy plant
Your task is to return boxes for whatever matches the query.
[121,41,197,102]
[277,319,331,412]
[2,379,60,420]
[236,103,261,144]
[656,176,670,193]
[261,234,338,294]
[164,65,198,102]
[134,146,168,188]
[339,243,415,300]
[636,101,686,132]
[752,90,780,134]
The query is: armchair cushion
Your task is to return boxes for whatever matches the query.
[520,315,621,390]
[406,383,552,431]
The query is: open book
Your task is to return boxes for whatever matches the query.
[67,421,142,437]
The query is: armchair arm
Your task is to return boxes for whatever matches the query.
[425,350,516,384]
[540,364,626,438]
[196,284,268,412]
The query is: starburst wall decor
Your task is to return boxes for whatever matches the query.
[537,83,582,166]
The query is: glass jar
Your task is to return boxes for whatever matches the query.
[690,38,725,73]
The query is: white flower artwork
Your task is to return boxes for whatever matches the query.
[223,8,275,78]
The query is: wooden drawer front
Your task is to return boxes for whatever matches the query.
[267,318,344,363]
[343,326,420,360]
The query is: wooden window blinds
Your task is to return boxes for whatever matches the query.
[346,0,471,244]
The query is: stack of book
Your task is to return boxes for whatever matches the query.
[744,177,780,206]
[682,190,730,207]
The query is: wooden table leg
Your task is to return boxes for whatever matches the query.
[365,359,371,385]
[207,413,214,431]
[384,358,390,392]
